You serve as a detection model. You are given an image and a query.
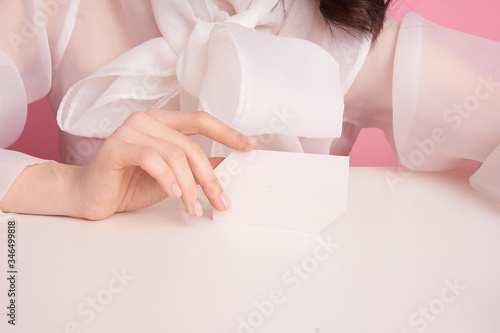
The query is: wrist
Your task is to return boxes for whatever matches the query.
[0,162,83,218]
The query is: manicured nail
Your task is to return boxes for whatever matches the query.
[194,200,203,217]
[171,183,182,198]
[220,192,232,210]
[240,135,257,145]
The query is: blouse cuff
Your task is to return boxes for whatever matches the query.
[470,145,500,201]
[199,23,344,138]
[0,149,48,214]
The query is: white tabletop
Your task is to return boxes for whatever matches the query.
[1,167,500,333]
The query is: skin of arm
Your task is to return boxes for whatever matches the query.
[344,16,401,126]
[0,161,81,218]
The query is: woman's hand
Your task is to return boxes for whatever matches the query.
[0,109,256,220]
[73,109,256,220]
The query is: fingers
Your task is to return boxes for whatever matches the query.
[145,109,257,152]
[108,128,202,217]
[107,111,242,216]
[122,112,230,212]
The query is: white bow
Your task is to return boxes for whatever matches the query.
[57,0,345,148]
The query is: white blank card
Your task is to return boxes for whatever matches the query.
[213,150,349,233]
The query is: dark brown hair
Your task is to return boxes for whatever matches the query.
[318,0,393,41]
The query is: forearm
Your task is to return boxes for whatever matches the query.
[0,162,81,217]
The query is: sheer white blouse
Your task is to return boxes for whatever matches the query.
[1,0,500,205]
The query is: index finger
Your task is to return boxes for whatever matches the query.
[146,109,257,151]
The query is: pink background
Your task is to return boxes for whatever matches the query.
[8,0,500,165]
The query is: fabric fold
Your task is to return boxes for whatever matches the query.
[470,144,500,201]
[57,37,182,138]
[0,51,28,148]
[200,23,344,138]
[57,1,347,144]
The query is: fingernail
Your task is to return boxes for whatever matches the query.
[171,183,182,198]
[193,200,203,217]
[240,135,257,145]
[220,192,232,210]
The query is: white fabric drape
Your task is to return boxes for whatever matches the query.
[56,0,353,154]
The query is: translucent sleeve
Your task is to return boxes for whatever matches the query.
[0,0,57,208]
[392,12,500,201]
